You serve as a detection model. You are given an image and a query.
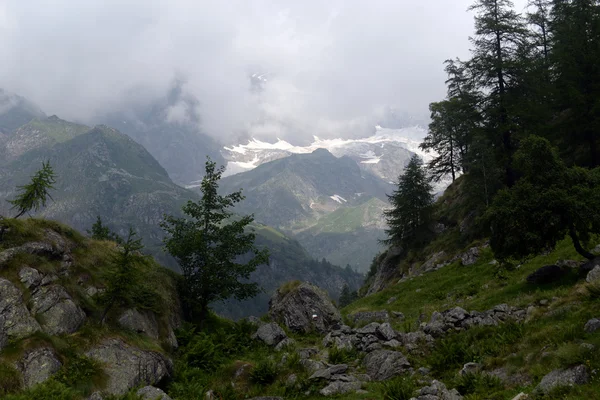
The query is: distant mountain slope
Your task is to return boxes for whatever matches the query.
[100,83,225,186]
[219,148,392,229]
[0,114,361,318]
[0,88,46,134]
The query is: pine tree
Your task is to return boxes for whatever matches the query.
[468,0,528,187]
[8,161,56,219]
[383,155,434,247]
[87,216,123,243]
[99,228,146,324]
[161,158,269,322]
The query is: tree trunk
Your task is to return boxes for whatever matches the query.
[569,225,595,260]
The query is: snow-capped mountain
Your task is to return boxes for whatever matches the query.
[222,125,431,184]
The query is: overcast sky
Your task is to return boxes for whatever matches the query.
[0,0,528,143]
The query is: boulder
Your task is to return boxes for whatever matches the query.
[118,309,159,339]
[309,364,348,380]
[0,278,40,350]
[252,322,287,346]
[18,266,43,289]
[376,322,397,341]
[584,318,600,333]
[136,386,172,400]
[460,247,480,266]
[16,347,62,388]
[416,380,463,399]
[413,251,447,275]
[363,350,410,381]
[85,338,172,395]
[526,265,567,285]
[580,257,600,276]
[269,282,341,333]
[274,337,295,351]
[319,380,362,396]
[586,266,600,283]
[367,246,403,295]
[29,284,86,335]
[459,362,482,376]
[536,365,589,394]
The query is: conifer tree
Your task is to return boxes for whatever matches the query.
[9,161,56,219]
[383,155,433,247]
[87,216,122,243]
[162,158,269,322]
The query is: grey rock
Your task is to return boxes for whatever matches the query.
[137,386,172,400]
[18,266,43,289]
[415,251,448,274]
[460,247,480,266]
[252,322,287,346]
[356,322,380,335]
[274,337,296,351]
[382,339,402,349]
[593,244,600,255]
[363,350,410,381]
[376,322,397,341]
[16,347,62,388]
[586,266,600,283]
[87,392,104,400]
[349,310,390,324]
[392,311,405,320]
[417,380,463,399]
[584,318,600,333]
[85,338,172,395]
[556,259,580,269]
[309,364,348,380]
[0,278,40,350]
[536,365,589,394]
[30,284,86,335]
[269,282,341,333]
[511,393,528,400]
[300,359,326,373]
[387,296,398,305]
[297,347,319,359]
[459,362,481,376]
[581,257,600,276]
[286,373,297,386]
[246,316,263,326]
[319,380,362,396]
[118,309,159,339]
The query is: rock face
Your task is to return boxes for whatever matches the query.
[536,365,589,394]
[349,310,389,324]
[367,246,403,295]
[363,350,410,381]
[16,347,62,388]
[252,322,288,346]
[118,309,159,340]
[0,278,41,350]
[422,305,526,338]
[412,251,448,275]
[85,338,172,395]
[460,247,480,266]
[30,284,86,335]
[526,265,567,284]
[269,282,341,333]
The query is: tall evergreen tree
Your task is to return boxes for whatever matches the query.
[162,158,269,322]
[8,161,56,219]
[468,0,528,186]
[87,216,123,244]
[383,155,433,247]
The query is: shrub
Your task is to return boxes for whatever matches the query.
[4,380,77,400]
[0,363,22,395]
[380,376,416,400]
[55,354,104,394]
[453,373,503,396]
[182,332,224,371]
[250,359,278,385]
[328,346,359,364]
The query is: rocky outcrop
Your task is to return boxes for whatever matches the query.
[252,322,288,347]
[269,282,341,333]
[535,365,589,394]
[0,278,40,350]
[137,386,172,400]
[85,338,172,395]
[30,284,86,335]
[459,247,480,266]
[363,349,410,381]
[15,347,62,388]
[421,305,526,337]
[118,309,159,340]
[319,379,362,396]
[367,246,403,295]
[586,266,600,283]
[412,251,448,275]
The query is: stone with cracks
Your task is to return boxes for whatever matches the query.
[363,350,410,381]
[136,386,172,400]
[536,365,589,394]
[16,347,62,388]
[30,284,86,335]
[584,318,600,333]
[269,282,341,333]
[319,380,362,396]
[0,278,40,350]
[118,309,159,340]
[252,322,287,346]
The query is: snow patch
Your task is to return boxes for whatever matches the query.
[330,195,347,204]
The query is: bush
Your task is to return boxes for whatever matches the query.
[453,372,503,396]
[0,363,22,395]
[380,376,416,400]
[4,380,77,400]
[182,332,225,372]
[55,354,104,394]
[250,359,278,386]
[328,346,359,364]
